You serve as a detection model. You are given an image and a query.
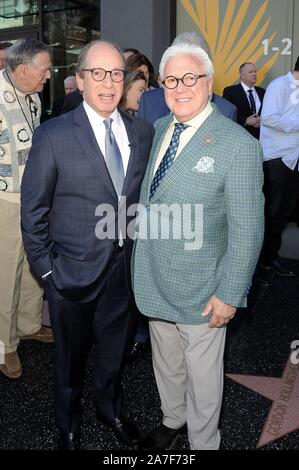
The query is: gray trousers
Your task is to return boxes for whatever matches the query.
[149,319,226,450]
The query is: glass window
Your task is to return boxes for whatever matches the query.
[0,0,39,29]
[42,1,100,115]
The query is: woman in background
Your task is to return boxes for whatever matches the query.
[119,70,147,115]
[125,53,158,90]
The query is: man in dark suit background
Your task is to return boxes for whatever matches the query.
[61,86,83,114]
[51,75,78,117]
[223,62,265,139]
[21,40,153,450]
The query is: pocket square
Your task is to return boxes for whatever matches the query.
[192,156,215,174]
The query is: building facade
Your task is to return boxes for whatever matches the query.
[1,0,298,112]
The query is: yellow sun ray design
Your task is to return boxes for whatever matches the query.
[181,0,279,94]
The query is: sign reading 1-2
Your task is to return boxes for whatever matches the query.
[262,38,292,55]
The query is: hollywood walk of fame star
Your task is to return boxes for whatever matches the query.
[226,354,299,448]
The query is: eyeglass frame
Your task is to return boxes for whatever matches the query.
[82,68,125,82]
[162,72,207,89]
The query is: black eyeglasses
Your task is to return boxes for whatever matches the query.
[162,72,207,89]
[82,68,125,82]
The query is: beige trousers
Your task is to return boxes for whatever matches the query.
[0,196,44,353]
[149,319,226,450]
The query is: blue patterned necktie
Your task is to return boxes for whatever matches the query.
[248,89,256,114]
[104,118,125,196]
[150,122,188,199]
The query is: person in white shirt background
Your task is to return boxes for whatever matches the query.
[259,56,299,277]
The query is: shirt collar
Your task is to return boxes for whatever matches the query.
[171,101,213,129]
[83,100,120,125]
[241,81,255,93]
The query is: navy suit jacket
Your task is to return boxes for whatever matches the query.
[137,87,170,124]
[137,86,237,124]
[61,88,83,114]
[21,104,153,302]
[223,83,265,139]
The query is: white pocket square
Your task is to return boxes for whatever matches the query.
[192,156,215,174]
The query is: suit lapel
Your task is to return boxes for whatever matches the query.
[146,114,173,199]
[119,110,139,195]
[73,104,117,199]
[255,87,264,115]
[237,84,251,112]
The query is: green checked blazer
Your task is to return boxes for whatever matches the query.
[132,105,264,324]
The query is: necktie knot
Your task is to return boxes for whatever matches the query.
[174,122,189,136]
[104,117,113,132]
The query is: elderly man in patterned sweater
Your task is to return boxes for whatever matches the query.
[0,38,52,380]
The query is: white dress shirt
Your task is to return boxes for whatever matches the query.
[260,72,299,170]
[83,101,130,174]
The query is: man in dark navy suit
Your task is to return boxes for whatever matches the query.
[21,40,153,450]
[223,62,265,139]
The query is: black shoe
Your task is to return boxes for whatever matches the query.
[57,431,81,450]
[139,423,187,450]
[254,277,272,287]
[261,259,296,277]
[126,342,144,361]
[97,412,141,446]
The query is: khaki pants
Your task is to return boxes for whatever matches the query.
[0,196,44,353]
[149,319,226,450]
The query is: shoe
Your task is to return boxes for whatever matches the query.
[126,342,144,361]
[20,326,54,343]
[97,411,141,446]
[254,277,272,287]
[0,351,22,379]
[260,259,296,277]
[57,431,81,450]
[139,423,187,450]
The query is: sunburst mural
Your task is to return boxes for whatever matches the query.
[181,0,280,94]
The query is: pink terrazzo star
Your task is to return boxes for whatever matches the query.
[226,354,299,448]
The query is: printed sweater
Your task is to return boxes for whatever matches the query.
[0,69,41,194]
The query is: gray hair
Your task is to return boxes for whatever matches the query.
[159,43,214,81]
[6,38,49,72]
[64,75,77,85]
[172,32,211,57]
[76,40,125,78]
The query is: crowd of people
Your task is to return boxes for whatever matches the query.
[0,31,298,451]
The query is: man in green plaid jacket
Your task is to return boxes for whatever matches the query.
[132,42,264,450]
